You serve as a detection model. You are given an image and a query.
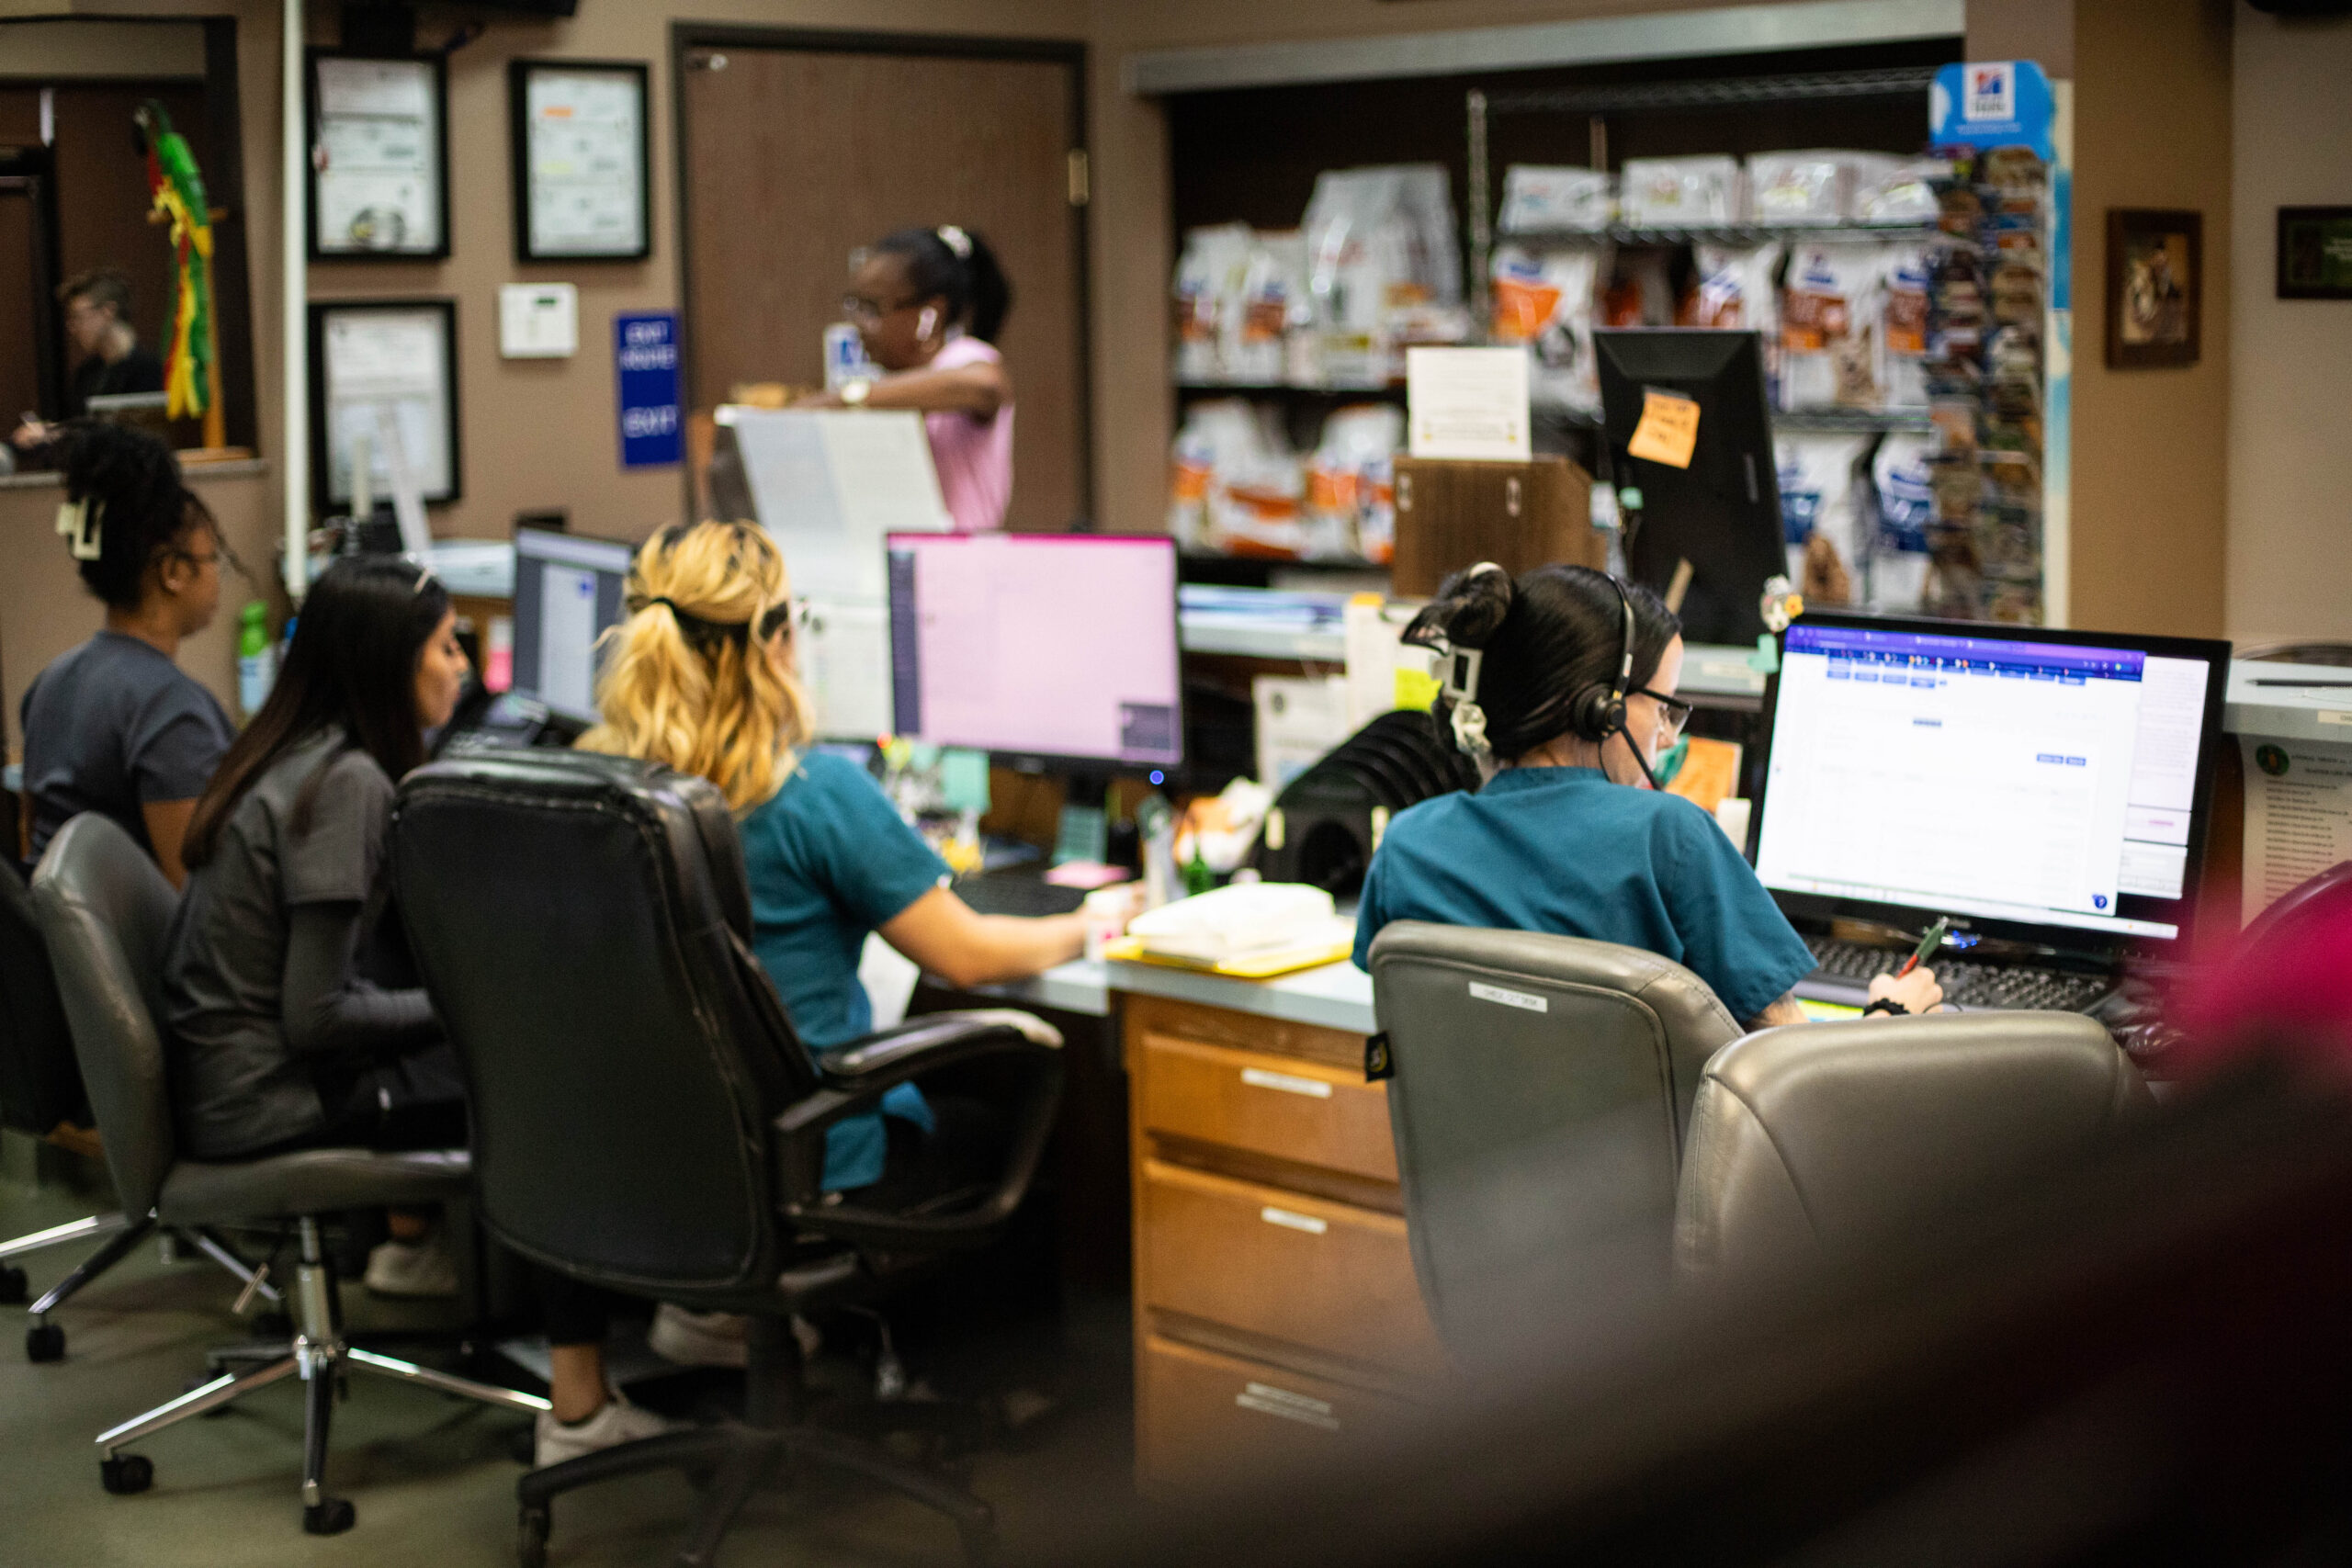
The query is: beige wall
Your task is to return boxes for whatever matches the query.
[2226,2,2352,649]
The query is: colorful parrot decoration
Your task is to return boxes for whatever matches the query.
[134,100,220,437]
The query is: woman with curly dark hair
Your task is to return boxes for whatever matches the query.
[17,421,233,885]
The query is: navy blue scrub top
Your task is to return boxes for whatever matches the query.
[1352,765,1815,1025]
[738,750,947,1191]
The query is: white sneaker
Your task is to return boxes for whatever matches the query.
[648,1303,750,1369]
[363,1232,458,1298]
[534,1391,678,1467]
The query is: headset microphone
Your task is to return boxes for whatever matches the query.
[1576,574,1663,791]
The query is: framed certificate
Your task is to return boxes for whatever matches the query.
[510,59,651,262]
[308,299,463,509]
[309,51,450,260]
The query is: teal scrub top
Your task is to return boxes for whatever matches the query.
[1351,765,1815,1025]
[738,751,946,1190]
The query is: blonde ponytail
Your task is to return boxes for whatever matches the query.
[579,520,813,812]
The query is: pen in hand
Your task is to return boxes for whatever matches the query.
[1895,916,1951,980]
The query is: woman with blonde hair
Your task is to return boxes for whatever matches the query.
[534,520,1086,1456]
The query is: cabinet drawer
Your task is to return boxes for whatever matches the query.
[1137,1334,1416,1492]
[1139,1160,1442,1379]
[1136,1029,1397,1183]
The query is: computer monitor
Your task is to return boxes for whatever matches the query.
[509,526,633,724]
[1750,613,2234,955]
[1596,329,1786,646]
[886,532,1183,772]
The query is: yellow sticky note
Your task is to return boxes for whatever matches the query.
[1394,666,1442,712]
[1627,388,1701,469]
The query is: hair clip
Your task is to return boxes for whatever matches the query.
[1440,645,1483,706]
[1449,699,1493,763]
[55,498,103,560]
[935,224,972,259]
[412,566,440,596]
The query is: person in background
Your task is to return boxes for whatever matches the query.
[1352,561,1943,1030]
[797,225,1017,532]
[11,269,166,452]
[529,519,1087,1463]
[164,557,474,1298]
[18,422,233,885]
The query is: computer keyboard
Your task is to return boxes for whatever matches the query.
[1803,937,2115,1013]
[956,874,1090,919]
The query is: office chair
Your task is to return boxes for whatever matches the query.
[1,852,277,1359]
[31,812,546,1534]
[390,751,1067,1568]
[1364,920,1745,1364]
[1674,1012,2150,1284]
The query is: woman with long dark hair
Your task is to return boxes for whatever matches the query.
[164,556,472,1294]
[797,223,1018,530]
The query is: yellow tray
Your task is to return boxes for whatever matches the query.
[1102,934,1355,981]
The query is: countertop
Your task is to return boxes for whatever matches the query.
[974,952,1377,1036]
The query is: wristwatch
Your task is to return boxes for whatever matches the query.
[839,378,873,407]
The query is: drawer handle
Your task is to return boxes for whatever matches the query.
[1240,1066,1331,1100]
[1237,1381,1340,1431]
[1261,1205,1328,1235]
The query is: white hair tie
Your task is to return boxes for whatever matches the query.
[935,224,972,259]
[1450,699,1492,763]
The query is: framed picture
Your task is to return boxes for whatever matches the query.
[510,59,651,263]
[308,299,462,510]
[308,51,451,260]
[2278,207,2352,300]
[2105,209,2202,369]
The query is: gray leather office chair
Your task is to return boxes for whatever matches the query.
[30,812,546,1535]
[0,857,277,1359]
[1674,1013,2152,1285]
[1365,920,1745,1364]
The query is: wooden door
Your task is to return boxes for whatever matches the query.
[680,40,1088,531]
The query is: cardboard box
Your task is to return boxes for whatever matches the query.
[1390,455,1602,598]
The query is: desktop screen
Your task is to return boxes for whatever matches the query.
[886,532,1182,768]
[1753,621,2221,942]
[510,528,633,723]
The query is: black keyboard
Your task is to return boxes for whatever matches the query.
[956,874,1089,919]
[1803,937,2115,1013]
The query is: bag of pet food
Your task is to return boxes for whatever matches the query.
[1781,243,1884,410]
[1747,151,1867,225]
[1775,433,1873,603]
[1303,402,1404,560]
[1227,231,1308,386]
[1869,433,1936,612]
[1172,224,1252,383]
[1498,165,1614,233]
[1618,156,1744,226]
[1877,243,1932,409]
[1490,242,1607,412]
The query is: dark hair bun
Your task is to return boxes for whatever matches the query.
[1405,561,1515,651]
[56,420,204,611]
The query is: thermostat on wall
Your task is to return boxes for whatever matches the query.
[499,283,578,358]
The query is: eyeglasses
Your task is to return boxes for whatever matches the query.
[839,292,918,325]
[1633,686,1692,744]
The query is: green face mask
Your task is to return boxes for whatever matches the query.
[1652,735,1689,788]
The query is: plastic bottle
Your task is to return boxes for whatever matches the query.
[235,601,277,720]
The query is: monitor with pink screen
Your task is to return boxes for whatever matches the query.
[886,533,1183,768]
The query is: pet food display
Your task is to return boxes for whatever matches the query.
[1498,165,1614,233]
[1780,243,1884,410]
[1775,433,1873,601]
[1618,156,1744,226]
[1747,151,1878,225]
[1489,243,1608,412]
[1172,224,1252,383]
[1303,164,1466,386]
[1870,432,1936,612]
[1879,243,1933,409]
[1304,403,1404,562]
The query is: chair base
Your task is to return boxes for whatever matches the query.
[14,1211,281,1361]
[90,1216,548,1531]
[518,1315,997,1568]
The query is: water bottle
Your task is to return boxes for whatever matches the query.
[823,322,876,391]
[236,601,277,720]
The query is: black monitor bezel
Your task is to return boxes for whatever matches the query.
[884,531,1187,778]
[508,525,638,724]
[1748,609,2234,960]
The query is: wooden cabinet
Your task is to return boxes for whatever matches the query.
[1126,993,1442,1490]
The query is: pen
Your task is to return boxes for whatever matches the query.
[1896,916,1951,979]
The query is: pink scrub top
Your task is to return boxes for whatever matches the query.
[924,335,1014,532]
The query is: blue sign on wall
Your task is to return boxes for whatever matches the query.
[1928,61,2056,161]
[615,311,682,468]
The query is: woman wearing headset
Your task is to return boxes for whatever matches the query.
[796,224,1016,532]
[1351,562,1942,1030]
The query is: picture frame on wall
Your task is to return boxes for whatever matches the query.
[509,59,652,263]
[2278,207,2352,300]
[307,299,463,510]
[308,51,451,260]
[2105,209,2202,370]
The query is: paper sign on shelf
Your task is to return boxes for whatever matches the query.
[1406,345,1531,462]
[2239,736,2352,924]
[1626,388,1701,468]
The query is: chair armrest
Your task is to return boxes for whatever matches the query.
[773,1009,1065,1250]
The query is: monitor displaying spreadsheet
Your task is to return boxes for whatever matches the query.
[1751,616,2232,947]
[511,528,633,724]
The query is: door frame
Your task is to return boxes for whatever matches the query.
[669,23,1095,526]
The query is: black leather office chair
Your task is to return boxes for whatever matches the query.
[1365,920,1745,1365]
[0,857,278,1359]
[1674,1013,2151,1283]
[390,751,1066,1568]
[31,812,546,1533]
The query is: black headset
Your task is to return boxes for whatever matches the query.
[1569,573,1638,744]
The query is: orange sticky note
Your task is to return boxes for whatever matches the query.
[1627,389,1701,469]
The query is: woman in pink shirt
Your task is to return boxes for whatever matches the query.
[800,224,1015,532]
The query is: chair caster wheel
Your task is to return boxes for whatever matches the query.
[100,1454,153,1495]
[517,1504,551,1568]
[0,1263,26,1303]
[303,1497,356,1535]
[27,1323,64,1362]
